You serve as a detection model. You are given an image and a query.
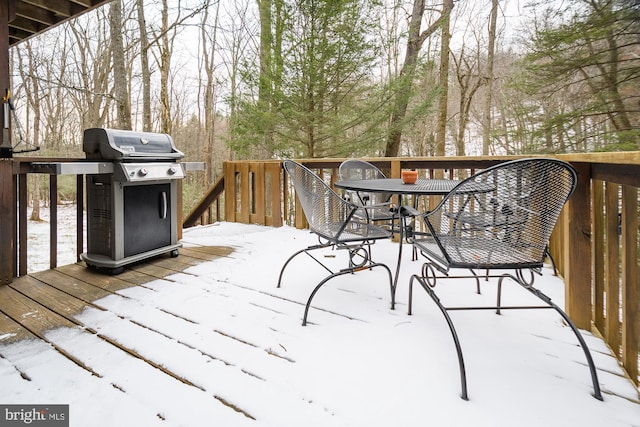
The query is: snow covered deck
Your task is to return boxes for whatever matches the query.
[1,222,639,426]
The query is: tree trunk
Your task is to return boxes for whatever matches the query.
[159,0,172,134]
[384,0,454,157]
[136,0,152,132]
[257,0,274,158]
[482,0,498,155]
[434,0,453,157]
[109,0,132,130]
[200,0,219,186]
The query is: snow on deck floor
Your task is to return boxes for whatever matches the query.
[1,222,639,427]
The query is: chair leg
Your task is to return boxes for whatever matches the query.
[496,275,505,315]
[302,262,393,326]
[517,282,603,401]
[409,274,469,400]
[469,269,481,294]
[277,243,332,288]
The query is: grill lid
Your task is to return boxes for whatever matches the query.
[83,128,184,161]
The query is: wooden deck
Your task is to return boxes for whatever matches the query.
[0,247,254,415]
[0,246,234,345]
[1,234,639,426]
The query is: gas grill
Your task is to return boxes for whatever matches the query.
[80,128,191,274]
[31,128,203,274]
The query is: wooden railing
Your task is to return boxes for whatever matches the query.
[1,154,638,391]
[185,154,640,390]
[1,157,187,278]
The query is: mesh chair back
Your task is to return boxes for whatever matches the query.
[339,160,394,220]
[339,159,386,180]
[420,158,576,270]
[283,160,391,242]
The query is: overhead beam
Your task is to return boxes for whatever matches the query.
[10,1,113,47]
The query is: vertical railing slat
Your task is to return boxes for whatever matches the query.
[251,162,265,225]
[224,161,236,223]
[18,173,27,276]
[605,182,621,356]
[593,180,605,331]
[49,174,57,269]
[268,162,283,227]
[76,174,84,261]
[621,185,639,385]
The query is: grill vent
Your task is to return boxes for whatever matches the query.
[91,208,112,220]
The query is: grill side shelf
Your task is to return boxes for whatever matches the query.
[30,162,115,175]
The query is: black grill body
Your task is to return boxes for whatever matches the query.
[81,128,185,274]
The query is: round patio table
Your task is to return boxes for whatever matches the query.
[334,178,463,305]
[334,178,460,196]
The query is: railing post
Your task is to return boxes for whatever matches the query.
[563,162,593,331]
[390,159,401,178]
[0,159,13,284]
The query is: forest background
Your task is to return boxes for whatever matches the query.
[8,0,640,217]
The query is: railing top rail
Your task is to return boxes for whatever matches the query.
[13,152,640,169]
[222,152,640,167]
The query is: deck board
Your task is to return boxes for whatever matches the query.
[30,269,113,303]
[56,263,142,293]
[0,282,80,335]
[0,311,38,344]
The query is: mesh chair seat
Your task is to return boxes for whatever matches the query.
[313,220,393,243]
[413,235,545,271]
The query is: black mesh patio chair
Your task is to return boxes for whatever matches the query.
[338,159,397,227]
[407,158,602,401]
[278,160,394,326]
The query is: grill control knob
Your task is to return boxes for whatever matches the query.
[168,166,178,175]
[138,167,148,177]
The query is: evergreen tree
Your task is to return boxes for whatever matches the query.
[519,0,640,152]
[229,0,385,158]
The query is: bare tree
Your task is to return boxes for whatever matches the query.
[385,0,454,157]
[199,0,220,185]
[136,0,152,132]
[451,43,484,156]
[110,0,132,130]
[482,0,499,155]
[434,0,454,157]
[66,13,113,130]
[14,43,42,219]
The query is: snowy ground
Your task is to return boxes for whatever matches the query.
[25,203,81,273]
[3,212,640,426]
